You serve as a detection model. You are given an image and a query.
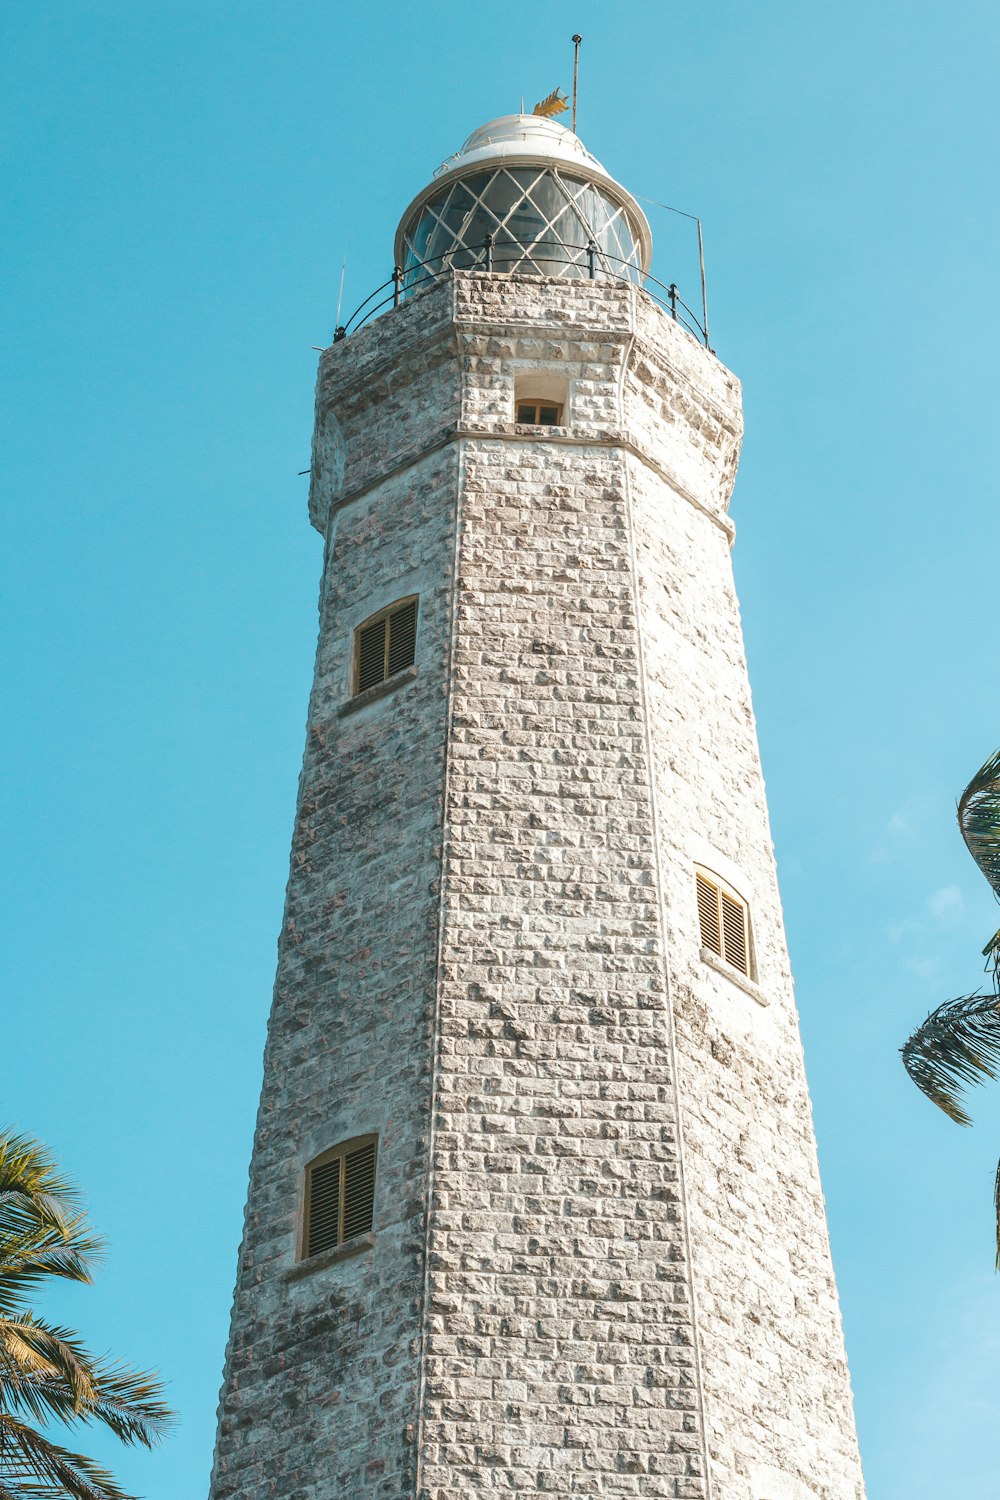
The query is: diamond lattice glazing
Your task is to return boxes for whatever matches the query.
[401,167,644,290]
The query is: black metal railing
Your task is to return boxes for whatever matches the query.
[332,236,710,349]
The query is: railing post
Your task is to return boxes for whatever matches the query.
[587,239,597,279]
[668,283,678,322]
[484,233,494,273]
[392,266,403,308]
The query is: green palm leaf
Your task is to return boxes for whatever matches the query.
[0,1235,98,1322]
[0,1414,133,1500]
[900,991,1000,1126]
[0,1131,173,1498]
[958,747,1000,901]
[0,1320,171,1447]
[0,1136,99,1323]
[0,1138,86,1241]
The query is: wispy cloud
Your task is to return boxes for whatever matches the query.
[870,798,933,864]
[927,885,964,926]
[887,887,970,989]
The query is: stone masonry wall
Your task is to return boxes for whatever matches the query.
[208,290,463,1499]
[210,272,866,1500]
[623,304,866,1498]
[412,277,712,1499]
[418,439,708,1497]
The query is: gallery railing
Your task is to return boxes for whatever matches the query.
[333,236,710,349]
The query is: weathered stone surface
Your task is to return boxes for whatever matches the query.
[208,273,866,1500]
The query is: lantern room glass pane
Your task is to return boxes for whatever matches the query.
[486,168,531,222]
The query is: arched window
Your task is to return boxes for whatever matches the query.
[696,867,753,979]
[514,372,568,427]
[353,597,418,696]
[302,1135,377,1258]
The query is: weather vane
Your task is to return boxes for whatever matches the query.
[532,88,568,119]
[531,34,583,132]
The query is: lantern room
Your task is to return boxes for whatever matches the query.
[394,113,652,289]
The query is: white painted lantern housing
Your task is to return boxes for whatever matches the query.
[394,113,652,289]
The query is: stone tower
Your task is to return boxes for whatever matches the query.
[209,115,867,1500]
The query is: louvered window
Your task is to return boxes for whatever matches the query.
[304,1136,377,1258]
[353,598,418,695]
[696,869,753,978]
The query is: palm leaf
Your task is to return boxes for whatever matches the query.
[0,1136,84,1239]
[901,991,1000,1125]
[0,1132,174,1494]
[0,1318,172,1445]
[0,1235,98,1321]
[0,1370,171,1448]
[0,1370,78,1433]
[0,1133,100,1324]
[1,1318,96,1410]
[958,747,1000,901]
[0,1414,135,1500]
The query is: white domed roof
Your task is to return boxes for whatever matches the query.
[436,114,608,178]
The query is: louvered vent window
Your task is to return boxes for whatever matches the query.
[354,597,418,696]
[696,869,752,978]
[304,1136,377,1258]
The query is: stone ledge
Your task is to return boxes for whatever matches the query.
[318,424,734,542]
[699,946,769,1006]
[282,1232,376,1283]
[338,665,419,716]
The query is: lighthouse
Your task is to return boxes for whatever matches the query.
[208,112,867,1500]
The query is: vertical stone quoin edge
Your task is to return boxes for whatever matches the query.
[208,281,465,1500]
[622,294,867,1498]
[617,284,723,1500]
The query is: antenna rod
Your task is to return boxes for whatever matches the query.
[696,219,710,350]
[571,34,582,133]
[334,251,347,333]
[635,193,713,350]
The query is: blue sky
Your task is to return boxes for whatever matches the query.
[3,3,999,1496]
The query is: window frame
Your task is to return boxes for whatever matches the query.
[351,595,418,697]
[301,1133,378,1261]
[515,399,563,426]
[695,866,755,980]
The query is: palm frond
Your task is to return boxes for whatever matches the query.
[901,991,1000,1125]
[0,1136,84,1240]
[958,747,1000,901]
[0,1414,135,1500]
[983,926,1000,988]
[0,1236,99,1322]
[67,1360,173,1447]
[0,1319,172,1446]
[995,1156,1000,1272]
[1,1318,97,1410]
[0,1134,100,1324]
[0,1370,77,1433]
[0,1131,174,1496]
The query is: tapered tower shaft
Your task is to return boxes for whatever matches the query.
[209,118,866,1500]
